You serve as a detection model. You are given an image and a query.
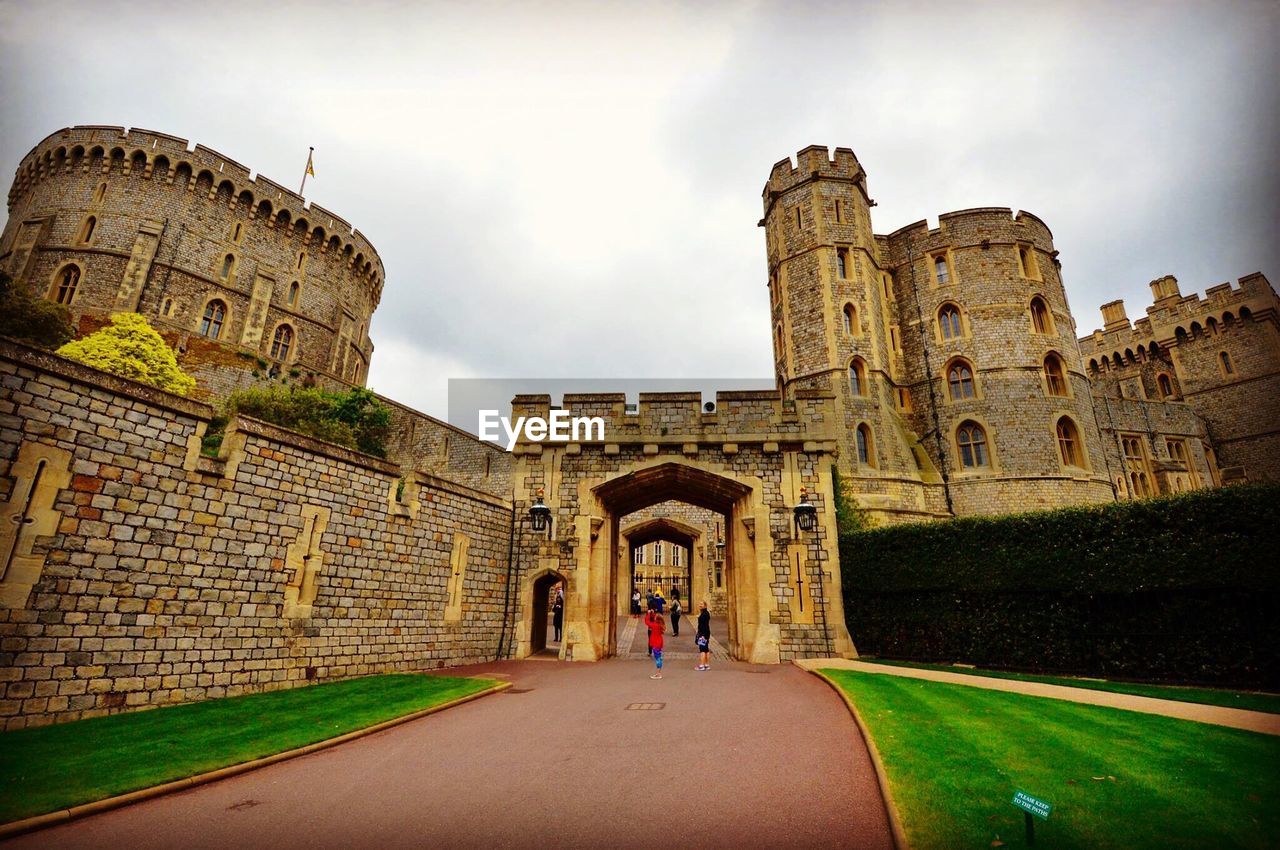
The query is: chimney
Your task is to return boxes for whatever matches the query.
[1149,275,1181,303]
[1101,300,1129,332]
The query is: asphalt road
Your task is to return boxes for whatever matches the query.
[6,659,893,849]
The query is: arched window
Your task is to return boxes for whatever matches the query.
[856,423,875,467]
[1219,351,1234,375]
[270,324,294,360]
[843,303,858,335]
[1157,373,1173,398]
[1018,245,1040,279]
[288,281,300,306]
[848,359,867,396]
[956,421,989,468]
[947,359,975,400]
[52,265,80,305]
[1029,296,1053,334]
[836,248,849,279]
[161,298,173,317]
[78,216,96,244]
[1043,353,1068,396]
[219,254,236,281]
[939,304,962,340]
[200,300,227,339]
[1056,416,1085,468]
[933,254,950,284]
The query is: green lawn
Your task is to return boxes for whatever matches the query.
[823,669,1279,849]
[859,658,1280,714]
[0,674,498,824]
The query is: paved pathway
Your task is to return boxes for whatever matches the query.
[9,660,893,849]
[799,658,1280,735]
[618,613,731,662]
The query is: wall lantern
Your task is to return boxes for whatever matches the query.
[793,486,817,534]
[714,539,726,561]
[529,487,552,534]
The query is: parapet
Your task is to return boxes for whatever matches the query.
[8,125,385,303]
[509,388,836,450]
[764,145,864,199]
[883,207,1053,244]
[1080,272,1278,354]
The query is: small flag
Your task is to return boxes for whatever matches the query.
[299,147,316,194]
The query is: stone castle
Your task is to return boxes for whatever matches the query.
[0,127,1276,728]
[764,146,1279,523]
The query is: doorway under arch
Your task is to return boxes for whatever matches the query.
[525,568,569,658]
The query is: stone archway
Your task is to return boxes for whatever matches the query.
[620,515,707,618]
[514,567,571,659]
[508,390,858,665]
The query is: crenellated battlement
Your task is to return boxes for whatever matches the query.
[882,207,1054,246]
[7,125,384,301]
[1079,272,1278,356]
[509,388,836,449]
[763,145,864,201]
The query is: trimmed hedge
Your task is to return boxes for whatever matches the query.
[841,485,1280,687]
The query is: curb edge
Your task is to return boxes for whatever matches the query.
[799,662,911,850]
[0,679,512,840]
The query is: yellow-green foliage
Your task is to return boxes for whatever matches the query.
[57,313,196,396]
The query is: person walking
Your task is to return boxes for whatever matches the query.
[551,595,564,643]
[645,589,654,613]
[670,597,682,636]
[644,606,665,679]
[631,587,642,619]
[652,588,665,614]
[695,601,711,671]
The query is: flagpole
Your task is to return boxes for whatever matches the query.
[299,147,314,195]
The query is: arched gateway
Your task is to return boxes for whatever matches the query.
[507,391,856,664]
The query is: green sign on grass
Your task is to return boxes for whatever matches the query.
[1013,790,1052,820]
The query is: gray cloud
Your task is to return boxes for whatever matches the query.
[1,0,1275,416]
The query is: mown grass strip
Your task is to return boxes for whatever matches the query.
[859,658,1280,714]
[0,674,496,824]
[822,668,1279,849]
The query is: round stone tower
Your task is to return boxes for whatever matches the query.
[764,146,1115,520]
[1,125,383,399]
[880,208,1113,515]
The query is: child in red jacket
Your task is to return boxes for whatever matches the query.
[644,608,665,679]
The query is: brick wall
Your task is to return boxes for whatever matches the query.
[0,339,512,729]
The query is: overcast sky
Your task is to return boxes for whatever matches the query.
[2,0,1276,417]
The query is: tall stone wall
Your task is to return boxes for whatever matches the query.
[0,339,512,730]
